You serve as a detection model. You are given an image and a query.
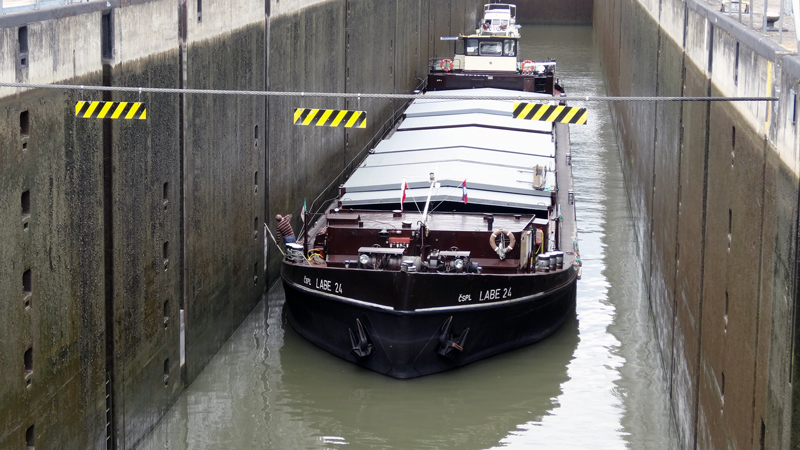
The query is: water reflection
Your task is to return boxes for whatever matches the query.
[277,307,579,449]
[139,25,676,450]
[514,25,677,448]
[139,288,578,450]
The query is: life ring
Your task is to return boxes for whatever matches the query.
[489,229,516,253]
[521,60,534,73]
[440,59,453,72]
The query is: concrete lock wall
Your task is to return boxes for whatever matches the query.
[594,0,800,448]
[0,0,483,449]
[181,0,267,390]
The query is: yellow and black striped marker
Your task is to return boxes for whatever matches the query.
[512,102,587,124]
[294,108,366,128]
[75,101,147,120]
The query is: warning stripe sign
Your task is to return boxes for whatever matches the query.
[293,108,367,128]
[75,101,147,120]
[512,102,587,124]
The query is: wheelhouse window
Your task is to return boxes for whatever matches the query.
[465,39,479,56]
[463,38,516,56]
[455,39,465,55]
[503,39,516,56]
[479,41,503,56]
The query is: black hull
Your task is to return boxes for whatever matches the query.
[281,265,578,378]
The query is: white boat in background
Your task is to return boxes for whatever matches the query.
[478,2,519,36]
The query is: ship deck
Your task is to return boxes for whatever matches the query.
[298,87,580,274]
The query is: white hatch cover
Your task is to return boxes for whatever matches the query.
[399,112,552,133]
[340,88,559,211]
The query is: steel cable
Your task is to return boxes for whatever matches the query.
[0,82,779,102]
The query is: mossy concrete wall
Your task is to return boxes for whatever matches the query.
[0,0,483,449]
[182,1,268,389]
[0,73,108,450]
[594,0,800,448]
[107,2,183,447]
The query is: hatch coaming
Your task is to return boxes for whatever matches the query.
[285,205,574,309]
[296,205,566,277]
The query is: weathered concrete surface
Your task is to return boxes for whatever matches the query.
[108,39,184,450]
[594,0,800,448]
[179,0,268,397]
[0,81,108,450]
[0,9,110,449]
[183,25,268,388]
[105,2,184,449]
[515,0,592,25]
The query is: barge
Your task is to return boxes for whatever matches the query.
[280,8,580,379]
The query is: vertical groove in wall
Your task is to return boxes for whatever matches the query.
[649,0,662,360]
[264,8,274,289]
[616,0,622,106]
[178,0,189,385]
[178,8,187,384]
[669,2,689,441]
[750,137,768,449]
[692,21,714,450]
[449,0,452,40]
[101,62,117,450]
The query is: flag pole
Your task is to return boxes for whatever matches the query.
[400,177,407,211]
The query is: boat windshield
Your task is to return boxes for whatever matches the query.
[466,39,479,55]
[480,41,503,55]
[464,38,516,56]
[503,39,516,56]
[456,38,517,56]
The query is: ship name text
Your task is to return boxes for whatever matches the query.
[479,287,512,301]
[304,276,343,294]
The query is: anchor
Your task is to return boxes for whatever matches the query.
[348,318,373,358]
[436,316,469,359]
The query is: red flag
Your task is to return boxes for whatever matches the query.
[461,180,468,204]
[400,179,408,211]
